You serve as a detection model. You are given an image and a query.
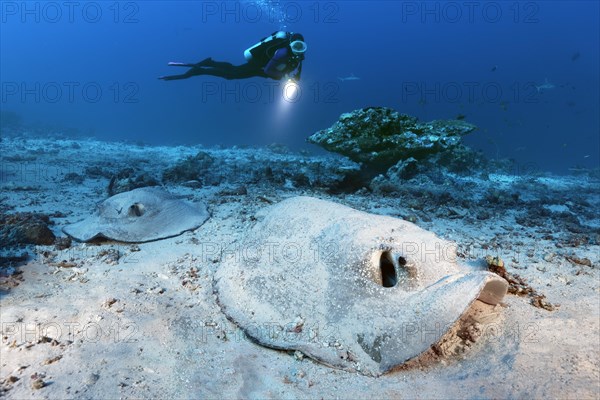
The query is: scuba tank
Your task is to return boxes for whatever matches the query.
[244,31,290,63]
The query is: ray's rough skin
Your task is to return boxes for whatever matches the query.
[214,196,508,376]
[307,107,477,173]
[63,187,209,243]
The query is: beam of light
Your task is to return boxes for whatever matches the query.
[277,78,301,113]
[282,78,300,103]
[271,78,301,135]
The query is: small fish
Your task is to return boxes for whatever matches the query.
[456,114,466,120]
[491,65,497,72]
[571,51,580,61]
[535,78,556,92]
[583,155,590,158]
[337,73,360,82]
[515,146,527,152]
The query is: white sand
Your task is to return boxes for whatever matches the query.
[1,137,598,399]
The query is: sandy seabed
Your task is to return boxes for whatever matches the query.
[1,137,599,399]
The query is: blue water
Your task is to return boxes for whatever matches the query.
[1,1,598,174]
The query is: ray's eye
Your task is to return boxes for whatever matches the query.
[379,251,397,288]
[128,203,145,217]
[376,252,416,288]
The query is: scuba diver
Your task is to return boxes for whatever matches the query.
[159,32,306,81]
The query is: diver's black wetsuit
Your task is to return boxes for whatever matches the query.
[159,32,304,81]
[159,58,269,81]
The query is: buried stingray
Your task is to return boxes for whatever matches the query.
[214,196,508,376]
[63,187,209,243]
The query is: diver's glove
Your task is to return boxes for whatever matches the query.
[284,73,300,82]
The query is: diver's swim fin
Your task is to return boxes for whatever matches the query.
[167,62,195,67]
[195,57,213,66]
[158,74,189,81]
[167,58,213,68]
